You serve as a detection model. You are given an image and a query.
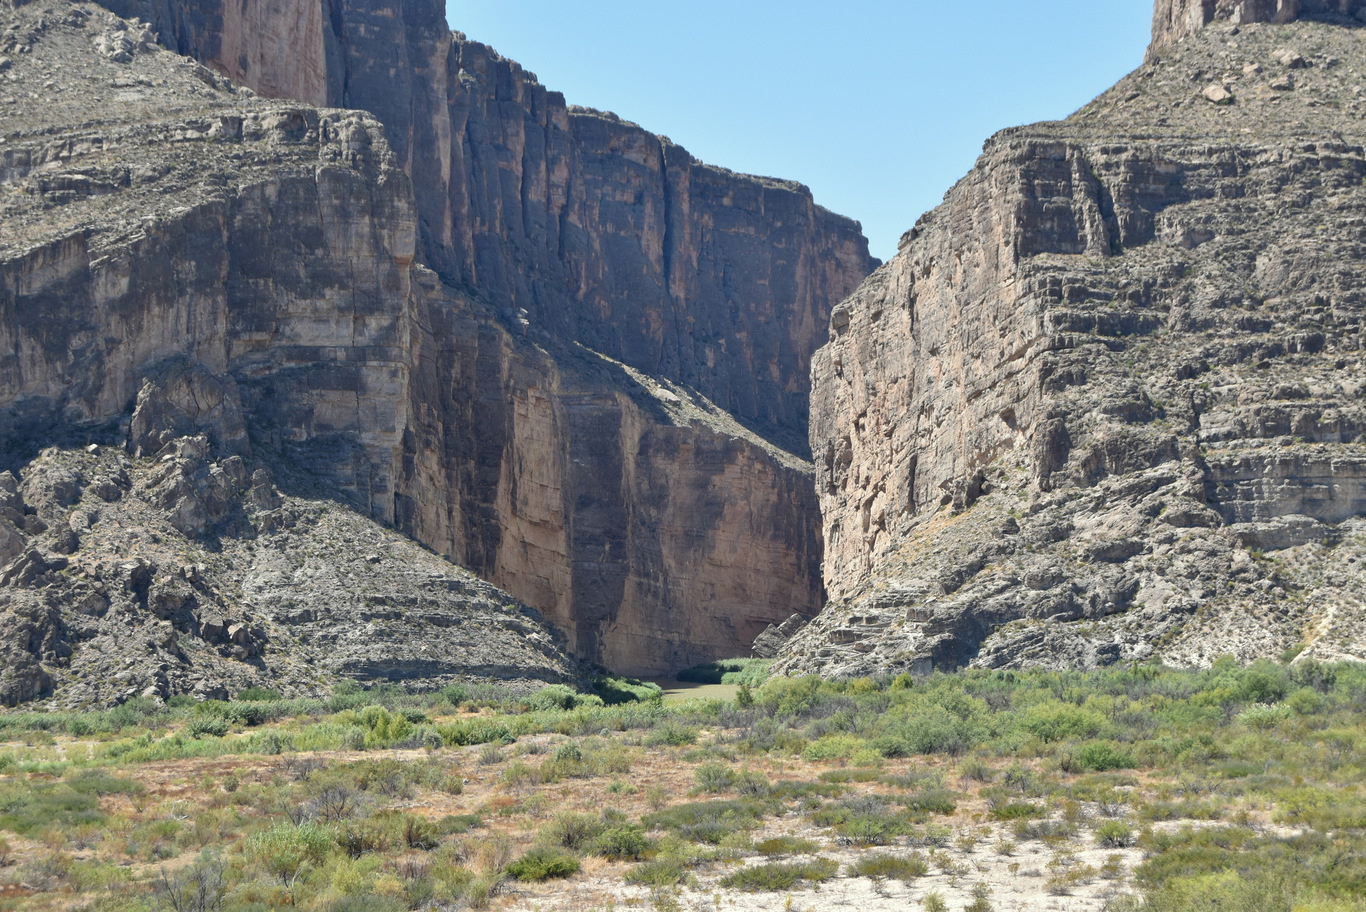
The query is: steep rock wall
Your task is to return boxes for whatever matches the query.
[98,0,875,443]
[4,1,868,677]
[402,276,824,673]
[783,15,1366,677]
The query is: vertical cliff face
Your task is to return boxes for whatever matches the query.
[19,0,873,677]
[100,0,875,444]
[0,25,418,514]
[782,13,1366,677]
[1150,0,1366,56]
[401,276,824,672]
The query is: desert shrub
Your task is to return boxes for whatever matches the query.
[642,799,770,844]
[1017,701,1106,743]
[873,703,983,756]
[526,685,579,713]
[437,718,514,747]
[542,812,605,851]
[1075,740,1136,772]
[188,718,229,739]
[990,801,1044,821]
[154,850,226,912]
[694,762,735,792]
[236,687,283,702]
[732,768,771,797]
[754,836,820,857]
[439,683,469,708]
[808,795,910,845]
[592,824,652,861]
[720,856,838,891]
[802,734,867,761]
[1096,820,1135,848]
[644,724,698,747]
[849,852,930,881]
[245,821,332,886]
[902,786,958,815]
[506,846,579,881]
[625,857,688,887]
[1234,662,1290,705]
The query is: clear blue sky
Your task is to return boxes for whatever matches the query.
[445,1,1154,262]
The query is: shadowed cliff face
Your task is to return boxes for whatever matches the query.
[781,12,1366,678]
[3,0,873,679]
[97,0,874,444]
[402,275,825,672]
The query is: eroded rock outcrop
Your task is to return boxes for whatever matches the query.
[782,11,1366,677]
[1151,0,1366,56]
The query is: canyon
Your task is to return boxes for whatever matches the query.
[3,0,1366,706]
[0,0,873,704]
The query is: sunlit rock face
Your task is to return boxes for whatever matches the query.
[781,8,1366,677]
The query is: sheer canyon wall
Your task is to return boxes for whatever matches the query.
[1,0,874,682]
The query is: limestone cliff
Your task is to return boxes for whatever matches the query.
[0,0,871,693]
[780,11,1366,677]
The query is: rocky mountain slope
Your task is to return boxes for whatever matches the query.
[777,6,1366,676]
[1,424,582,710]
[0,0,873,701]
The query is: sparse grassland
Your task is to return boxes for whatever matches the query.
[0,659,1362,911]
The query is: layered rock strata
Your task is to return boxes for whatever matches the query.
[1,0,869,691]
[781,14,1366,677]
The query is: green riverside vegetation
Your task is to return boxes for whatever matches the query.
[0,659,1361,911]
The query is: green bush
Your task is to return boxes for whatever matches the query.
[754,836,820,856]
[625,857,688,887]
[188,718,229,739]
[1018,701,1106,743]
[694,762,735,792]
[1096,820,1135,848]
[1076,741,1136,772]
[236,686,283,702]
[245,821,332,886]
[850,852,930,881]
[507,846,580,881]
[592,825,652,861]
[643,799,770,844]
[440,683,470,707]
[991,801,1044,821]
[720,857,838,891]
[527,685,579,712]
[542,812,605,851]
